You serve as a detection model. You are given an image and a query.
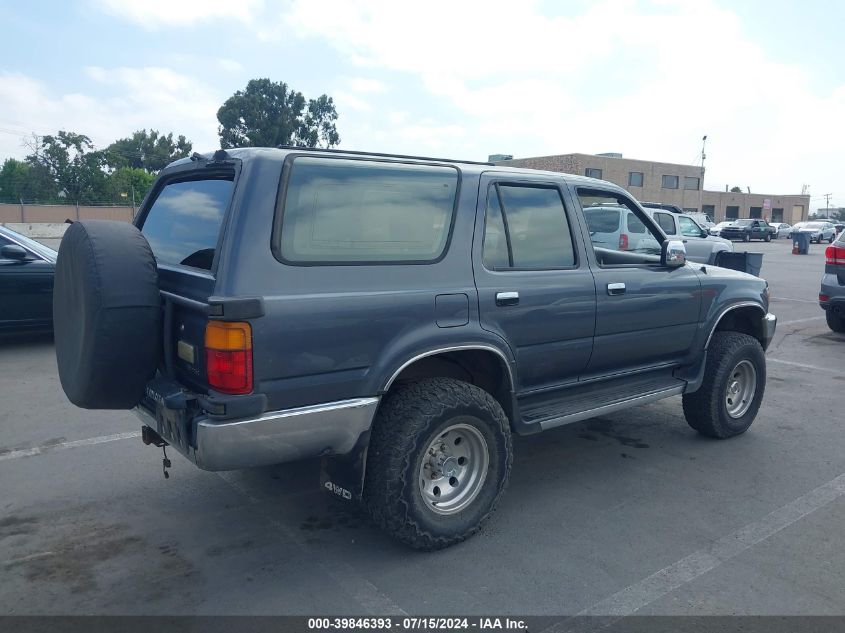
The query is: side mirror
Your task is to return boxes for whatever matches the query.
[1,244,28,261]
[662,239,686,268]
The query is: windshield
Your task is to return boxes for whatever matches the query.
[0,228,57,261]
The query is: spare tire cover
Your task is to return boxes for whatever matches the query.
[54,220,161,409]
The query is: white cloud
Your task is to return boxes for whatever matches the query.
[93,0,264,28]
[346,78,387,94]
[217,58,244,73]
[0,67,222,161]
[271,0,845,198]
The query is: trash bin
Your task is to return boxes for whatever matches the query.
[792,232,810,255]
[715,251,764,277]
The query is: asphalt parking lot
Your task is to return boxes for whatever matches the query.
[1,238,843,617]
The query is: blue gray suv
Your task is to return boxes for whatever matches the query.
[52,148,777,549]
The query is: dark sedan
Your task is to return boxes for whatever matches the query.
[0,225,57,332]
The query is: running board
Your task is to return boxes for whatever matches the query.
[537,385,685,430]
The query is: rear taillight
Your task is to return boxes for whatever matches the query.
[619,233,629,250]
[205,321,253,395]
[820,294,830,302]
[825,244,845,266]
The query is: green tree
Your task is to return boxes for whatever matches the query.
[105,129,192,173]
[25,131,108,204]
[217,78,340,149]
[105,167,156,206]
[0,158,54,203]
[729,186,743,193]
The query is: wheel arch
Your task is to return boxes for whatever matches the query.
[383,346,516,424]
[706,302,767,349]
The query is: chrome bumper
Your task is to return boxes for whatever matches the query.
[133,397,380,471]
[762,312,777,350]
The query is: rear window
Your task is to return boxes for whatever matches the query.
[584,208,621,233]
[278,157,458,264]
[141,177,234,270]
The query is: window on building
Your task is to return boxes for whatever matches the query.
[662,175,679,189]
[750,206,762,219]
[628,172,644,187]
[585,168,603,180]
[654,212,677,234]
[279,157,457,264]
[483,184,576,270]
[702,204,715,219]
[772,208,784,222]
[726,206,739,220]
[683,177,700,190]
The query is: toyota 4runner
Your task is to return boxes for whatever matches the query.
[53,147,777,550]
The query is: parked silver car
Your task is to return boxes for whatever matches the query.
[644,209,732,264]
[709,221,735,236]
[770,222,792,239]
[800,221,836,244]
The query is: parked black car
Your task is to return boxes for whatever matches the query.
[52,148,776,550]
[0,225,56,333]
[719,218,775,242]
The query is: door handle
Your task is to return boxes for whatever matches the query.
[607,282,626,296]
[495,291,519,306]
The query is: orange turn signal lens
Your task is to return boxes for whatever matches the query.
[205,321,252,351]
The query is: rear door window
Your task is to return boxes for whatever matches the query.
[140,177,234,270]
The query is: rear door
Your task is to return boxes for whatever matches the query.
[474,173,596,392]
[136,170,236,392]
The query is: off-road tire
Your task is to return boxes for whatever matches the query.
[827,310,845,333]
[364,378,512,550]
[682,332,766,438]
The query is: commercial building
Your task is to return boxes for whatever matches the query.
[493,152,810,225]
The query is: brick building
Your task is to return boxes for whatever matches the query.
[493,152,810,225]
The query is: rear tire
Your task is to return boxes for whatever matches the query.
[830,235,836,244]
[764,233,771,242]
[827,310,845,333]
[683,332,766,438]
[743,234,750,242]
[364,378,512,550]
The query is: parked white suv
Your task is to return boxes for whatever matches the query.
[583,205,661,253]
[645,209,733,264]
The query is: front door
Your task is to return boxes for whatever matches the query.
[573,186,702,378]
[474,174,596,393]
[0,236,54,329]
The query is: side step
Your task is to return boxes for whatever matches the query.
[519,371,686,431]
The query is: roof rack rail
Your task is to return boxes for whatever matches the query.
[275,145,494,166]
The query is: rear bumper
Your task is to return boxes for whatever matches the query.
[134,396,379,471]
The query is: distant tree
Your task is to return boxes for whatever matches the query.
[0,158,53,203]
[217,78,340,149]
[105,129,192,173]
[105,167,156,205]
[729,186,743,193]
[25,131,108,204]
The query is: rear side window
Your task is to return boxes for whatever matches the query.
[140,177,234,270]
[483,184,576,270]
[279,157,458,263]
[654,212,676,234]
[583,208,621,233]
[627,213,646,234]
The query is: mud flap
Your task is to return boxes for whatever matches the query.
[319,430,370,502]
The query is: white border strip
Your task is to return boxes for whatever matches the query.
[0,431,141,462]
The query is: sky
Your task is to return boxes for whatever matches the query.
[0,0,843,212]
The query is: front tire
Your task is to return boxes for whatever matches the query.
[364,378,512,550]
[827,310,845,333]
[764,233,771,242]
[830,235,836,244]
[683,332,766,438]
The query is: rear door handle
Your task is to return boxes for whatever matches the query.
[495,291,519,306]
[607,282,626,296]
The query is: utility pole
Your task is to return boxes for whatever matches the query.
[823,193,832,218]
[699,135,707,212]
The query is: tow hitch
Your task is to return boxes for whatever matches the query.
[141,425,172,479]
